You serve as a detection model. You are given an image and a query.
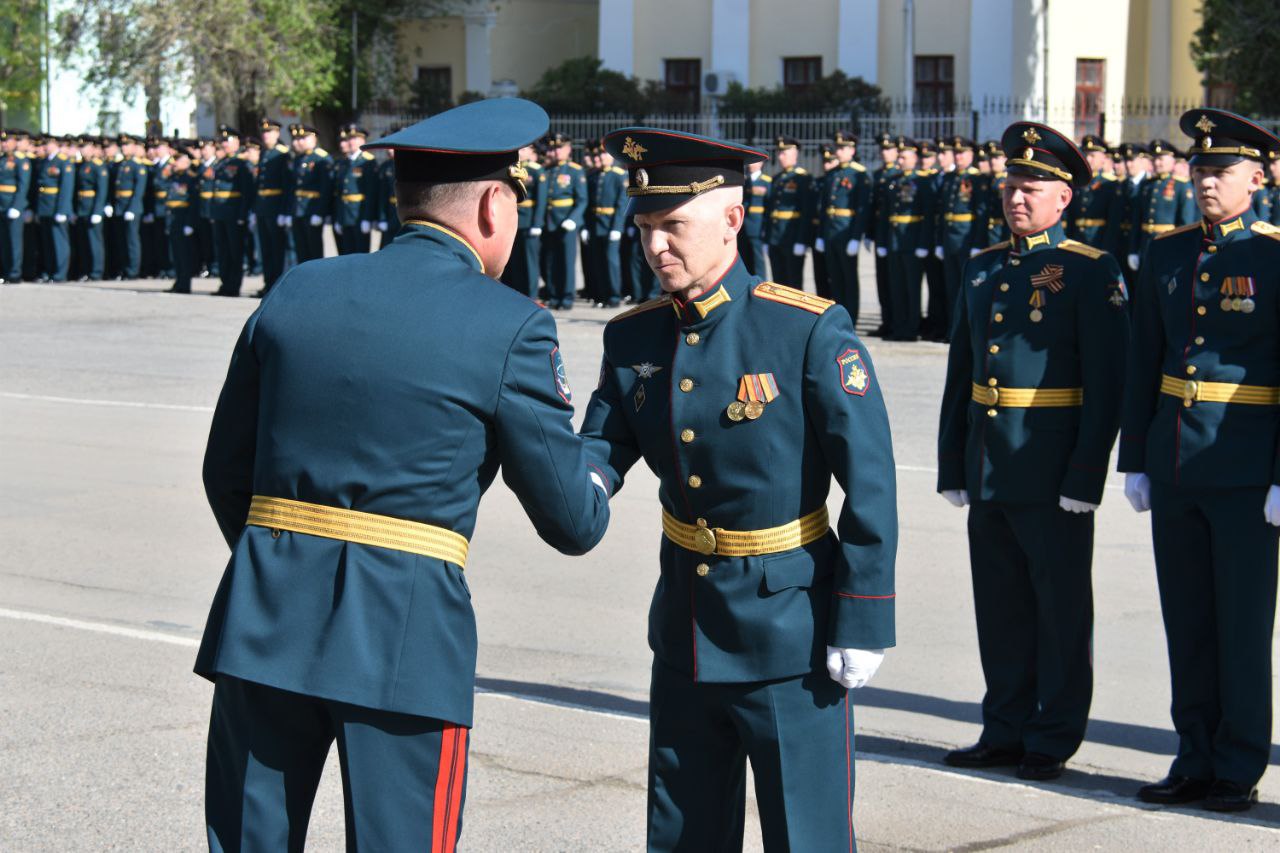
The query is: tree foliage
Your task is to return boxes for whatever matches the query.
[719,71,883,115]
[0,0,45,127]
[521,57,647,115]
[1191,0,1280,115]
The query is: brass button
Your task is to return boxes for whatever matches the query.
[987,408,998,417]
[696,563,710,577]
[685,332,701,345]
[1197,305,1207,316]
[688,474,702,488]
[1208,245,1218,253]
[999,283,1010,292]
[987,377,998,387]
[989,345,1000,354]
[679,378,694,392]
[1200,272,1210,282]
[271,529,281,539]
[1194,336,1205,345]
[680,428,695,443]
[1186,365,1197,375]
[994,313,1004,323]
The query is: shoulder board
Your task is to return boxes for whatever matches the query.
[793,167,808,175]
[965,167,980,175]
[610,166,625,175]
[362,151,375,160]
[56,153,67,161]
[760,174,773,182]
[849,161,866,172]
[275,144,289,154]
[1058,239,1106,260]
[1155,222,1201,241]
[1251,220,1280,239]
[1174,175,1190,183]
[568,162,583,170]
[527,162,542,170]
[93,157,103,164]
[753,282,834,315]
[315,148,328,157]
[608,295,672,323]
[975,240,1010,257]
[1102,172,1117,180]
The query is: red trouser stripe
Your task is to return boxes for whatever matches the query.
[432,726,468,852]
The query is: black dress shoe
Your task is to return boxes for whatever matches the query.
[944,742,1025,768]
[1016,752,1065,781]
[1203,780,1258,812]
[1137,775,1212,804]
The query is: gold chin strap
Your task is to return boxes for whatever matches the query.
[1006,158,1072,182]
[628,174,726,197]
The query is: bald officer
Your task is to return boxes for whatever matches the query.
[197,99,610,850]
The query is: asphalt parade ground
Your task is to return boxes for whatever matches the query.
[2,255,1279,851]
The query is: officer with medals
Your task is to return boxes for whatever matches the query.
[0,128,32,283]
[937,122,1129,781]
[583,126,897,852]
[815,131,871,323]
[72,135,108,281]
[867,133,900,336]
[34,133,74,282]
[934,136,985,340]
[164,143,200,294]
[111,133,148,280]
[1128,138,1197,274]
[884,137,936,341]
[253,118,293,291]
[289,123,333,263]
[981,141,1010,250]
[198,98,610,849]
[333,124,378,255]
[207,126,253,296]
[810,144,838,300]
[500,142,546,297]
[1120,109,1280,813]
[763,135,811,288]
[1066,134,1119,250]
[737,156,770,276]
[587,142,626,307]
[541,131,586,310]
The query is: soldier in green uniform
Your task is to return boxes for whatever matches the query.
[938,121,1129,781]
[72,135,108,281]
[1120,109,1280,813]
[1128,138,1197,274]
[582,140,602,302]
[764,136,810,288]
[1251,150,1280,224]
[289,123,332,264]
[867,133,900,336]
[982,141,1010,250]
[165,144,199,294]
[375,147,400,250]
[333,124,378,255]
[585,125,897,853]
[1,129,33,283]
[811,144,838,300]
[110,133,148,280]
[884,138,936,341]
[737,156,770,276]
[34,133,74,282]
[1112,143,1145,286]
[149,137,175,279]
[499,142,545,296]
[541,131,586,310]
[814,131,871,323]
[240,137,263,277]
[587,142,626,307]
[934,136,985,341]
[209,126,253,296]
[253,119,293,291]
[1066,134,1119,251]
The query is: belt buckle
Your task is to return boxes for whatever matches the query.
[693,520,718,555]
[1183,380,1199,406]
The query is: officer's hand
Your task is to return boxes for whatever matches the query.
[1264,485,1280,526]
[377,220,388,232]
[529,227,543,237]
[309,214,322,227]
[1127,253,1139,271]
[934,246,944,259]
[609,229,621,242]
[123,211,135,222]
[54,213,67,223]
[103,204,114,218]
[6,207,19,220]
[814,237,825,253]
[875,246,888,258]
[913,247,927,259]
[561,218,577,232]
[1124,473,1151,513]
[90,214,102,225]
[792,242,806,256]
[360,220,372,234]
[1058,496,1099,514]
[580,230,590,244]
[826,647,885,689]
[182,226,194,237]
[846,239,858,256]
[275,215,286,228]
[143,213,155,224]
[236,219,246,226]
[941,489,969,508]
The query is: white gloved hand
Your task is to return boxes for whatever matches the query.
[609,229,621,242]
[1059,495,1099,514]
[934,246,945,260]
[969,247,981,257]
[90,214,102,225]
[309,214,322,227]
[1264,485,1280,527]
[580,230,589,244]
[182,225,194,236]
[875,245,888,258]
[54,213,67,223]
[1124,472,1151,513]
[123,210,135,222]
[529,227,543,237]
[143,213,154,224]
[333,223,343,235]
[103,204,114,218]
[360,220,371,234]
[282,215,293,228]
[826,647,885,689]
[846,239,858,256]
[913,247,928,258]
[792,242,806,256]
[275,214,287,228]
[941,489,969,508]
[377,220,388,232]
[814,237,826,253]
[561,218,577,232]
[1127,253,1139,271]
[6,207,19,219]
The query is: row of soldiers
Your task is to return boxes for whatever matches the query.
[0,120,398,296]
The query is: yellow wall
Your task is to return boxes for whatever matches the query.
[1045,1,1130,114]
[877,0,973,100]
[1168,0,1202,100]
[631,0,712,84]
[490,1,599,89]
[397,18,467,100]
[748,0,840,89]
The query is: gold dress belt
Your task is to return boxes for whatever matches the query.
[971,382,1083,407]
[341,193,364,202]
[770,210,801,220]
[889,215,923,224]
[943,213,974,222]
[1142,223,1175,233]
[826,207,853,216]
[549,198,575,207]
[295,189,321,199]
[1074,218,1106,227]
[258,188,284,196]
[1160,375,1280,407]
[246,496,469,568]
[661,507,829,557]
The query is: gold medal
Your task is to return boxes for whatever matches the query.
[1232,297,1244,312]
[744,400,765,420]
[726,401,746,422]
[1242,297,1256,313]
[1221,297,1234,312]
[1029,308,1043,323]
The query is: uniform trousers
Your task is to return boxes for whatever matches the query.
[206,675,469,853]
[966,501,1094,760]
[922,255,946,337]
[257,216,288,289]
[766,245,804,289]
[545,227,578,308]
[73,217,104,279]
[501,229,540,299]
[886,252,924,341]
[213,219,244,295]
[589,235,622,305]
[648,661,856,853]
[338,226,371,255]
[626,233,658,303]
[121,215,142,278]
[813,248,831,300]
[873,251,892,333]
[39,216,70,281]
[940,251,968,340]
[826,248,859,327]
[2,213,25,279]
[292,221,324,264]
[1149,482,1279,787]
[737,233,766,278]
[170,226,194,293]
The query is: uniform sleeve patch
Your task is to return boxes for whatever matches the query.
[552,347,572,403]
[837,348,871,396]
[1108,280,1128,309]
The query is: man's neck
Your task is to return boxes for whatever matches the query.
[676,253,736,304]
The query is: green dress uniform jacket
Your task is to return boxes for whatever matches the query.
[208,155,252,223]
[815,162,871,317]
[1132,173,1197,257]
[542,159,586,307]
[196,220,611,726]
[737,170,770,276]
[35,153,74,219]
[502,160,544,296]
[254,143,294,220]
[292,148,333,220]
[982,171,1009,249]
[333,150,378,253]
[1067,171,1120,249]
[764,166,811,286]
[0,150,31,280]
[936,166,987,334]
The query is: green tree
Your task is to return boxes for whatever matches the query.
[521,57,647,115]
[720,71,883,115]
[1191,0,1280,115]
[0,0,45,128]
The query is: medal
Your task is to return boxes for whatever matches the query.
[744,400,765,420]
[1232,297,1243,312]
[1029,309,1043,323]
[734,373,778,423]
[726,401,746,422]
[1221,297,1234,312]
[1242,297,1256,313]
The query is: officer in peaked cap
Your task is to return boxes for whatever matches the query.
[541,130,586,309]
[333,123,378,255]
[933,136,985,341]
[0,127,33,283]
[586,126,897,851]
[813,131,870,322]
[938,121,1129,782]
[866,132,901,335]
[980,140,1010,251]
[208,125,253,295]
[110,132,148,279]
[1066,134,1120,251]
[1120,109,1280,813]
[1113,142,1148,282]
[1129,137,1197,273]
[253,118,294,292]
[763,135,811,288]
[289,122,333,263]
[198,97,610,849]
[811,144,838,300]
[883,136,937,340]
[737,148,771,278]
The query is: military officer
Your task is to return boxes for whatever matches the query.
[1113,143,1147,285]
[938,121,1129,781]
[1,129,33,283]
[110,133,148,280]
[582,141,602,301]
[290,123,332,263]
[34,133,74,282]
[240,138,263,277]
[165,143,199,294]
[814,131,871,322]
[737,156,770,276]
[867,133,900,336]
[333,124,378,255]
[541,131,586,310]
[1252,150,1280,224]
[149,137,175,279]
[499,143,545,297]
[884,138,936,341]
[763,136,810,288]
[810,145,838,300]
[1119,109,1280,813]
[918,139,949,339]
[253,118,293,290]
[199,98,610,850]
[585,125,897,852]
[1129,138,1197,273]
[1066,134,1119,251]
[72,135,108,281]
[983,141,1010,250]
[934,136,985,340]
[587,142,626,307]
[208,125,253,296]
[376,147,400,250]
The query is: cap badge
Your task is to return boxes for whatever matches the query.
[1195,115,1216,134]
[622,136,647,162]
[1022,127,1042,145]
[634,168,649,189]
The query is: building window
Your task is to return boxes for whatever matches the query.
[1205,82,1235,109]
[664,59,702,111]
[783,57,823,93]
[914,55,955,137]
[1074,59,1105,139]
[415,66,454,111]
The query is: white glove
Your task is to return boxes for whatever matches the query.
[123,210,135,221]
[913,247,928,258]
[275,214,286,228]
[6,207,19,219]
[529,227,543,237]
[1127,253,1139,271]
[934,246,944,259]
[143,213,154,224]
[1059,496,1099,514]
[814,237,826,253]
[875,246,888,258]
[1264,485,1280,526]
[377,221,388,232]
[281,215,293,228]
[182,225,194,236]
[309,214,322,227]
[792,242,805,256]
[580,229,589,244]
[54,213,67,223]
[826,647,885,689]
[941,489,969,508]
[1124,473,1151,513]
[333,223,343,235]
[969,247,981,257]
[90,214,102,225]
[360,220,371,234]
[248,213,257,229]
[561,218,577,232]
[609,229,621,242]
[103,204,114,217]
[846,239,858,256]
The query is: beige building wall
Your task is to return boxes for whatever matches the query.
[1045,1,1130,113]
[876,0,973,100]
[490,1,599,90]
[630,0,712,83]
[747,0,840,89]
[1124,0,1203,102]
[397,19,468,100]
